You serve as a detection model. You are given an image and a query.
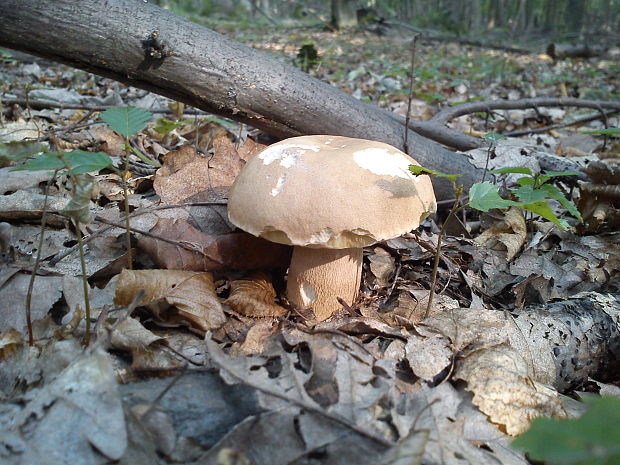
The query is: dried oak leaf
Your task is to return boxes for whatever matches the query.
[456,344,566,436]
[114,269,226,331]
[475,207,527,261]
[225,273,287,318]
[138,217,292,271]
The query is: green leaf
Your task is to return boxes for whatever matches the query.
[153,117,186,135]
[408,165,461,182]
[10,152,65,171]
[130,146,161,167]
[0,141,48,162]
[516,176,535,186]
[540,184,583,222]
[101,106,152,137]
[583,127,620,135]
[64,150,113,174]
[488,166,533,176]
[514,184,548,204]
[484,133,507,143]
[469,181,520,211]
[512,396,620,465]
[520,201,569,229]
[542,170,581,178]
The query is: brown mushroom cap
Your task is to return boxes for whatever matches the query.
[228,135,436,249]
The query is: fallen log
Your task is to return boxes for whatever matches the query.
[0,0,485,200]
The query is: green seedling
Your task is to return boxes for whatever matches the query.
[9,148,113,345]
[100,106,153,269]
[408,162,582,317]
[6,106,153,345]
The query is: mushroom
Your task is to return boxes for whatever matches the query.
[227,135,436,322]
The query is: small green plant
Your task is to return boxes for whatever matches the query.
[5,106,153,345]
[296,42,320,73]
[512,396,620,465]
[10,148,113,345]
[100,106,153,269]
[409,161,582,316]
[410,164,581,229]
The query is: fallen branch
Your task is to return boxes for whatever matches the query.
[392,97,620,151]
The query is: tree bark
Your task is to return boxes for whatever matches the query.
[331,0,358,29]
[0,0,484,201]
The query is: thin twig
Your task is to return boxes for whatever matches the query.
[0,96,212,116]
[49,201,227,265]
[75,219,92,345]
[25,169,59,346]
[93,215,206,253]
[504,109,619,137]
[403,34,420,154]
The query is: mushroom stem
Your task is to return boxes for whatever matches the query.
[286,246,363,322]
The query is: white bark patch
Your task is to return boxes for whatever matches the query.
[270,174,286,196]
[353,148,418,180]
[259,144,320,167]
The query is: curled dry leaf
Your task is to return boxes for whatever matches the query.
[456,344,566,436]
[114,269,226,331]
[0,329,23,360]
[225,273,287,318]
[475,208,527,261]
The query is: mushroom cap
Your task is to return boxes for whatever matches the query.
[227,135,436,249]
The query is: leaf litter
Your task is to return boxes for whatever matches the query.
[0,22,619,465]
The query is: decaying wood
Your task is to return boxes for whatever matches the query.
[547,43,607,60]
[510,293,620,390]
[0,0,484,201]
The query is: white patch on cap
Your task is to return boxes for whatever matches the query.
[259,144,320,168]
[270,174,286,196]
[300,282,317,306]
[353,148,415,180]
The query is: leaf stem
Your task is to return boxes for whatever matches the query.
[75,219,91,345]
[425,184,464,319]
[123,136,133,269]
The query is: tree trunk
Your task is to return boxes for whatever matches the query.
[331,0,358,29]
[0,0,485,201]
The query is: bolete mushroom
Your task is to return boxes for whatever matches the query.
[227,135,436,322]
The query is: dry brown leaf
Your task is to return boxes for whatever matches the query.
[367,247,395,287]
[236,137,268,162]
[108,316,163,353]
[0,329,23,360]
[404,333,452,382]
[154,145,244,203]
[475,208,526,261]
[235,321,279,355]
[225,273,287,318]
[114,269,226,331]
[138,217,292,271]
[456,344,566,436]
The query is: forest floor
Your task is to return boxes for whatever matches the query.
[0,20,619,465]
